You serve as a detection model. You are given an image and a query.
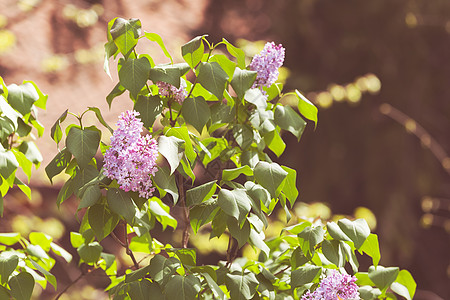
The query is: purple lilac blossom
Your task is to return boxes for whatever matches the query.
[249,41,285,90]
[103,110,159,199]
[156,80,188,103]
[301,270,360,300]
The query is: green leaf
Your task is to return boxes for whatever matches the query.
[148,255,180,285]
[158,135,184,175]
[78,184,101,209]
[274,105,307,141]
[87,107,114,134]
[0,96,21,128]
[291,265,321,288]
[0,233,21,246]
[390,270,416,300]
[280,166,298,207]
[254,161,288,198]
[18,141,42,165]
[264,128,286,157]
[359,285,382,300]
[298,226,325,256]
[222,165,253,182]
[128,279,163,300]
[203,272,225,300]
[153,166,179,204]
[233,124,253,150]
[22,80,47,109]
[360,233,380,267]
[248,228,270,259]
[150,64,181,88]
[217,189,251,224]
[368,265,399,292]
[263,82,283,101]
[222,39,246,69]
[134,95,163,129]
[107,188,136,224]
[341,242,359,273]
[70,232,84,248]
[50,109,68,145]
[118,57,151,100]
[29,232,52,251]
[244,182,271,211]
[197,62,229,100]
[66,127,100,168]
[50,242,72,263]
[181,35,205,69]
[110,18,141,56]
[164,274,201,300]
[8,272,34,300]
[322,240,345,268]
[77,242,103,264]
[125,265,151,283]
[166,248,197,267]
[182,96,211,134]
[144,32,173,64]
[190,198,219,234]
[244,88,267,109]
[88,204,119,241]
[12,150,32,181]
[338,218,370,249]
[164,126,196,163]
[0,252,18,284]
[106,83,126,108]
[29,259,56,290]
[186,181,217,207]
[7,83,38,115]
[148,197,177,230]
[0,116,15,141]
[210,209,227,239]
[210,54,236,79]
[56,178,74,207]
[326,222,351,242]
[228,218,250,248]
[0,285,11,298]
[225,271,259,300]
[295,90,318,128]
[0,149,18,180]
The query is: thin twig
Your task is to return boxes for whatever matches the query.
[123,222,140,269]
[54,271,86,300]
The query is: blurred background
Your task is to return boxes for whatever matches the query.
[0,0,449,299]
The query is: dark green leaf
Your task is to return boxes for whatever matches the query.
[274,105,307,141]
[217,189,251,224]
[326,222,351,242]
[166,248,197,267]
[18,141,42,165]
[197,62,229,100]
[0,285,10,298]
[186,181,217,207]
[368,266,399,292]
[244,181,271,210]
[359,285,382,300]
[225,271,258,300]
[181,35,205,69]
[298,226,325,256]
[88,204,119,241]
[248,228,270,259]
[254,161,288,198]
[125,265,151,283]
[9,272,34,300]
[210,209,227,239]
[291,247,310,269]
[0,252,18,284]
[77,242,103,264]
[222,166,253,182]
[106,83,126,108]
[280,166,298,207]
[322,240,345,268]
[210,54,237,79]
[182,96,211,134]
[7,83,38,115]
[153,166,179,204]
[0,149,18,180]
[149,64,181,88]
[228,218,250,248]
[0,116,15,141]
[78,184,101,209]
[148,255,180,285]
[202,272,225,300]
[338,218,370,249]
[291,265,321,288]
[66,127,101,168]
[110,18,141,56]
[164,274,201,300]
[107,188,136,223]
[87,107,114,134]
[134,95,163,129]
[128,279,163,300]
[190,198,219,233]
[118,57,151,100]
[49,110,67,144]
[232,124,253,150]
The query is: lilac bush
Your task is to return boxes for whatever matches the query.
[249,41,286,90]
[302,270,360,300]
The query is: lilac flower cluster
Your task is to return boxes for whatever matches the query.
[301,270,360,300]
[103,110,158,199]
[156,80,188,103]
[249,41,285,89]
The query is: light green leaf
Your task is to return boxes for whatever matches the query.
[186,180,217,207]
[66,127,100,168]
[107,188,136,224]
[210,54,236,79]
[149,198,177,230]
[158,135,184,175]
[222,38,246,69]
[360,233,380,267]
[203,272,225,300]
[134,95,163,129]
[0,233,21,246]
[88,204,119,241]
[295,90,318,128]
[50,242,72,263]
[291,265,322,288]
[182,96,211,134]
[144,32,173,64]
[22,80,47,109]
[280,166,298,206]
[118,57,151,99]
[164,126,196,163]
[153,166,179,204]
[274,105,307,141]
[164,274,201,300]
[0,252,18,284]
[338,218,371,249]
[298,226,325,256]
[244,88,266,108]
[390,270,416,300]
[166,248,196,267]
[368,266,399,292]
[217,189,251,224]
[9,272,34,300]
[0,96,21,128]
[77,242,103,264]
[222,166,253,182]
[104,40,119,79]
[254,161,288,198]
[181,35,205,69]
[197,62,229,100]
[0,149,19,180]
[264,128,286,157]
[248,228,270,259]
[29,232,52,251]
[110,18,141,56]
[225,271,259,300]
[29,260,56,290]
